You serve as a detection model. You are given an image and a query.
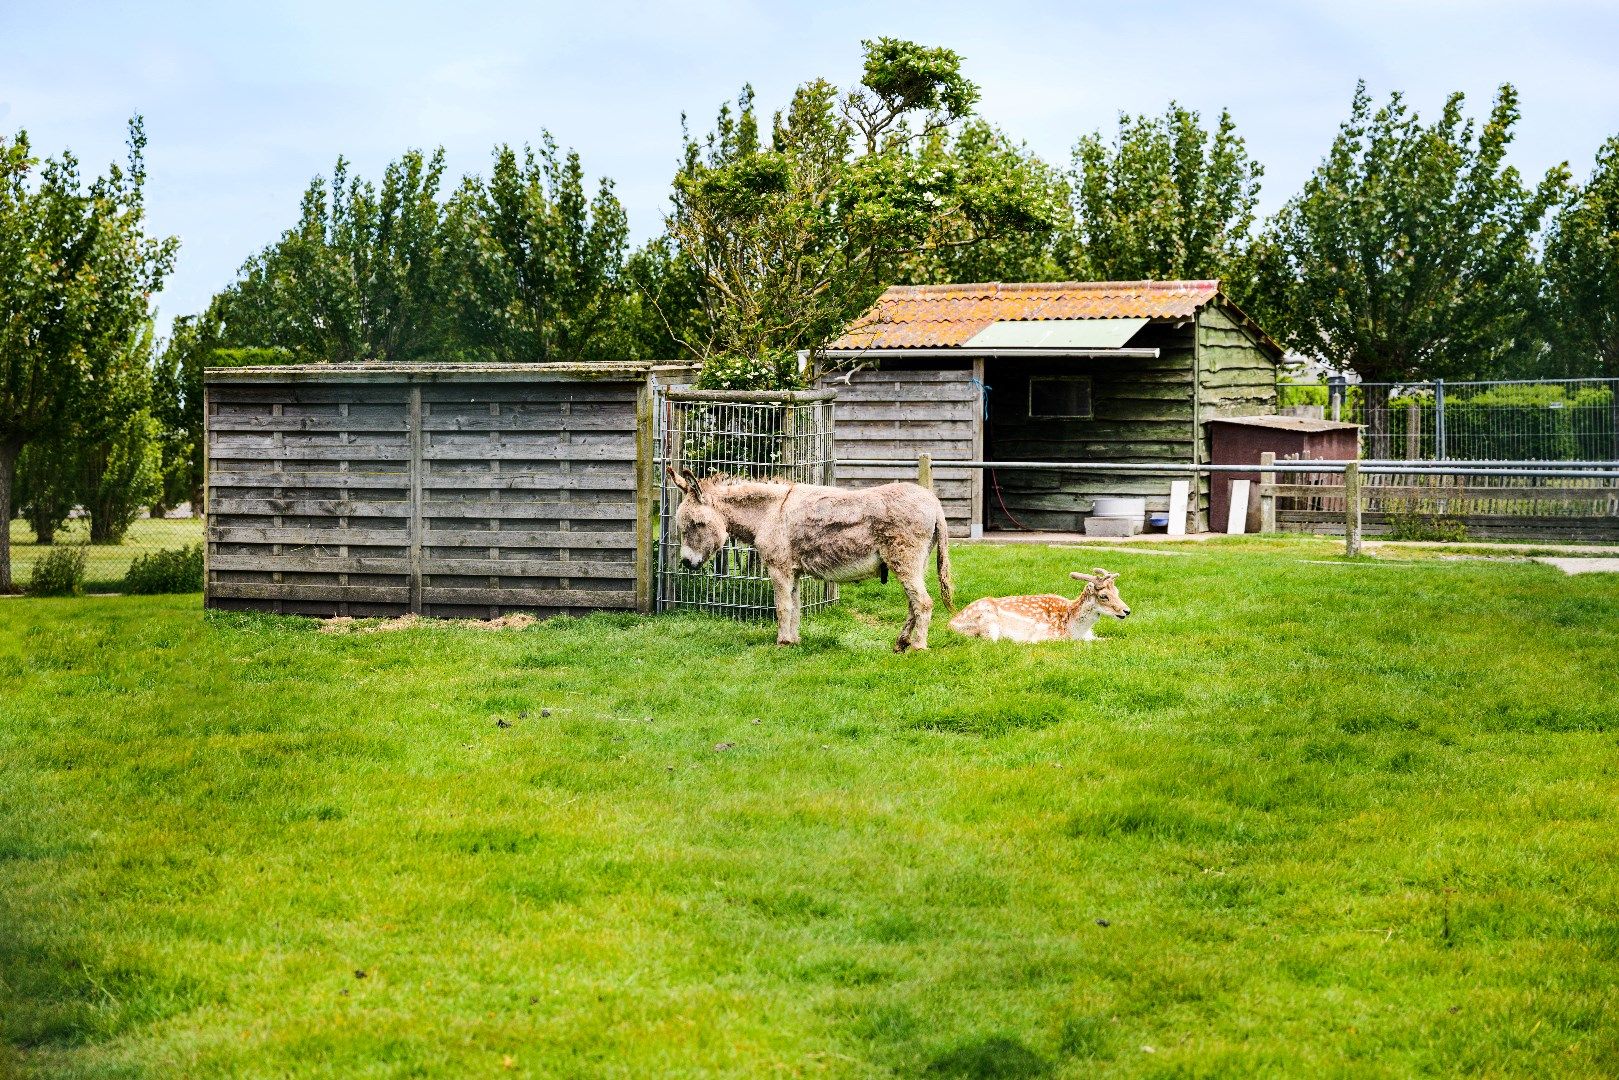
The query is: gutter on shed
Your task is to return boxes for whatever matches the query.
[203,361,700,383]
[818,347,1162,361]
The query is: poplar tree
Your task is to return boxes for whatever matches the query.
[0,118,176,591]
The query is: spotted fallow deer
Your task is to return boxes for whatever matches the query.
[947,569,1130,643]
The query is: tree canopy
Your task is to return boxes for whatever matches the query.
[1066,103,1262,285]
[0,117,176,590]
[1542,135,1619,380]
[1246,83,1567,394]
[666,38,1068,387]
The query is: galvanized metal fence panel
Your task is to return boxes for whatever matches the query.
[1279,377,1619,461]
[656,389,839,620]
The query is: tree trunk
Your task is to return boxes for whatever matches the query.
[0,441,19,594]
[1361,382,1393,460]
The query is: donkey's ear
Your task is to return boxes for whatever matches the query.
[682,468,704,502]
[666,466,688,493]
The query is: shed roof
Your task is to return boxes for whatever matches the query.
[828,280,1229,351]
[1207,415,1362,433]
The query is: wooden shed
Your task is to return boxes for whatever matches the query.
[204,362,692,619]
[821,281,1283,534]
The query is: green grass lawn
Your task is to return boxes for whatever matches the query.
[8,518,205,591]
[2,537,1617,1078]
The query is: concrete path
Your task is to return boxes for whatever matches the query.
[1535,558,1619,575]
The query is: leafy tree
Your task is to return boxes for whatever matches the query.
[0,118,176,591]
[1542,135,1619,455]
[666,39,1067,388]
[444,140,631,362]
[14,439,75,543]
[79,406,163,544]
[1247,83,1566,430]
[222,150,452,363]
[1066,103,1262,284]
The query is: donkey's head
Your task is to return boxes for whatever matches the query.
[667,468,728,569]
[1071,568,1130,620]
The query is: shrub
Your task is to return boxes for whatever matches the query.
[123,544,205,594]
[1385,508,1468,543]
[27,546,89,597]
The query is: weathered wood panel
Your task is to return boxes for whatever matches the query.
[205,364,678,619]
[820,361,979,537]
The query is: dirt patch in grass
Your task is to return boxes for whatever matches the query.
[318,612,538,634]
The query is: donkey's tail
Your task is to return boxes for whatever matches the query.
[934,510,955,612]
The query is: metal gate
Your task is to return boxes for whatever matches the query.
[656,388,839,619]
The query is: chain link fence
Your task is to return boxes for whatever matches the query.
[8,509,205,595]
[1278,377,1619,461]
[656,388,840,620]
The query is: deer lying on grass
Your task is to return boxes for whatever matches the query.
[667,469,953,651]
[948,569,1130,643]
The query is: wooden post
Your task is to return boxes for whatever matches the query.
[1344,460,1362,556]
[917,452,933,491]
[1406,401,1421,460]
[202,383,212,608]
[970,357,986,538]
[407,384,424,614]
[634,375,656,614]
[1259,451,1276,533]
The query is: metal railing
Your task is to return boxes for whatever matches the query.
[842,455,1619,553]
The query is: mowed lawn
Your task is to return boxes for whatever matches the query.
[1,538,1617,1078]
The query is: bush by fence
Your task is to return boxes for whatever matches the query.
[124,544,205,594]
[9,515,205,594]
[26,546,88,597]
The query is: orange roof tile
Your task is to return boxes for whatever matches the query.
[827,280,1223,351]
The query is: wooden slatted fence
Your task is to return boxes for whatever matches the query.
[205,363,691,618]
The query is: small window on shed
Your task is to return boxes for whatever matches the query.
[1028,376,1093,419]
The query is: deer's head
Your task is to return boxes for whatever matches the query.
[667,468,729,569]
[1071,568,1130,620]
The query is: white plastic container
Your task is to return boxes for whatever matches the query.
[1090,497,1146,519]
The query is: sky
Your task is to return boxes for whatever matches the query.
[4,0,1618,335]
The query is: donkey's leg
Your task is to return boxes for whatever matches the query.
[893,546,935,652]
[787,572,803,643]
[771,567,800,645]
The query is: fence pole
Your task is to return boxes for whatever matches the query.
[1435,379,1446,460]
[1259,451,1276,533]
[917,452,933,491]
[1344,460,1362,556]
[1328,374,1346,422]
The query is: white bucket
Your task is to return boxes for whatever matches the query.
[1090,497,1146,519]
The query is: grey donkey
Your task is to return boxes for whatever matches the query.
[667,469,954,650]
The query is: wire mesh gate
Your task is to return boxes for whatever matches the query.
[656,388,839,618]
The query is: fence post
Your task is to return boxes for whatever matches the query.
[1435,379,1446,460]
[917,452,933,491]
[1259,451,1276,533]
[1344,460,1362,556]
[1406,401,1421,460]
[1328,374,1347,422]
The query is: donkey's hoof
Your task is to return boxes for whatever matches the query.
[776,638,800,647]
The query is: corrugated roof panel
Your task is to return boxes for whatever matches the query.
[963,317,1149,349]
[828,280,1222,350]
